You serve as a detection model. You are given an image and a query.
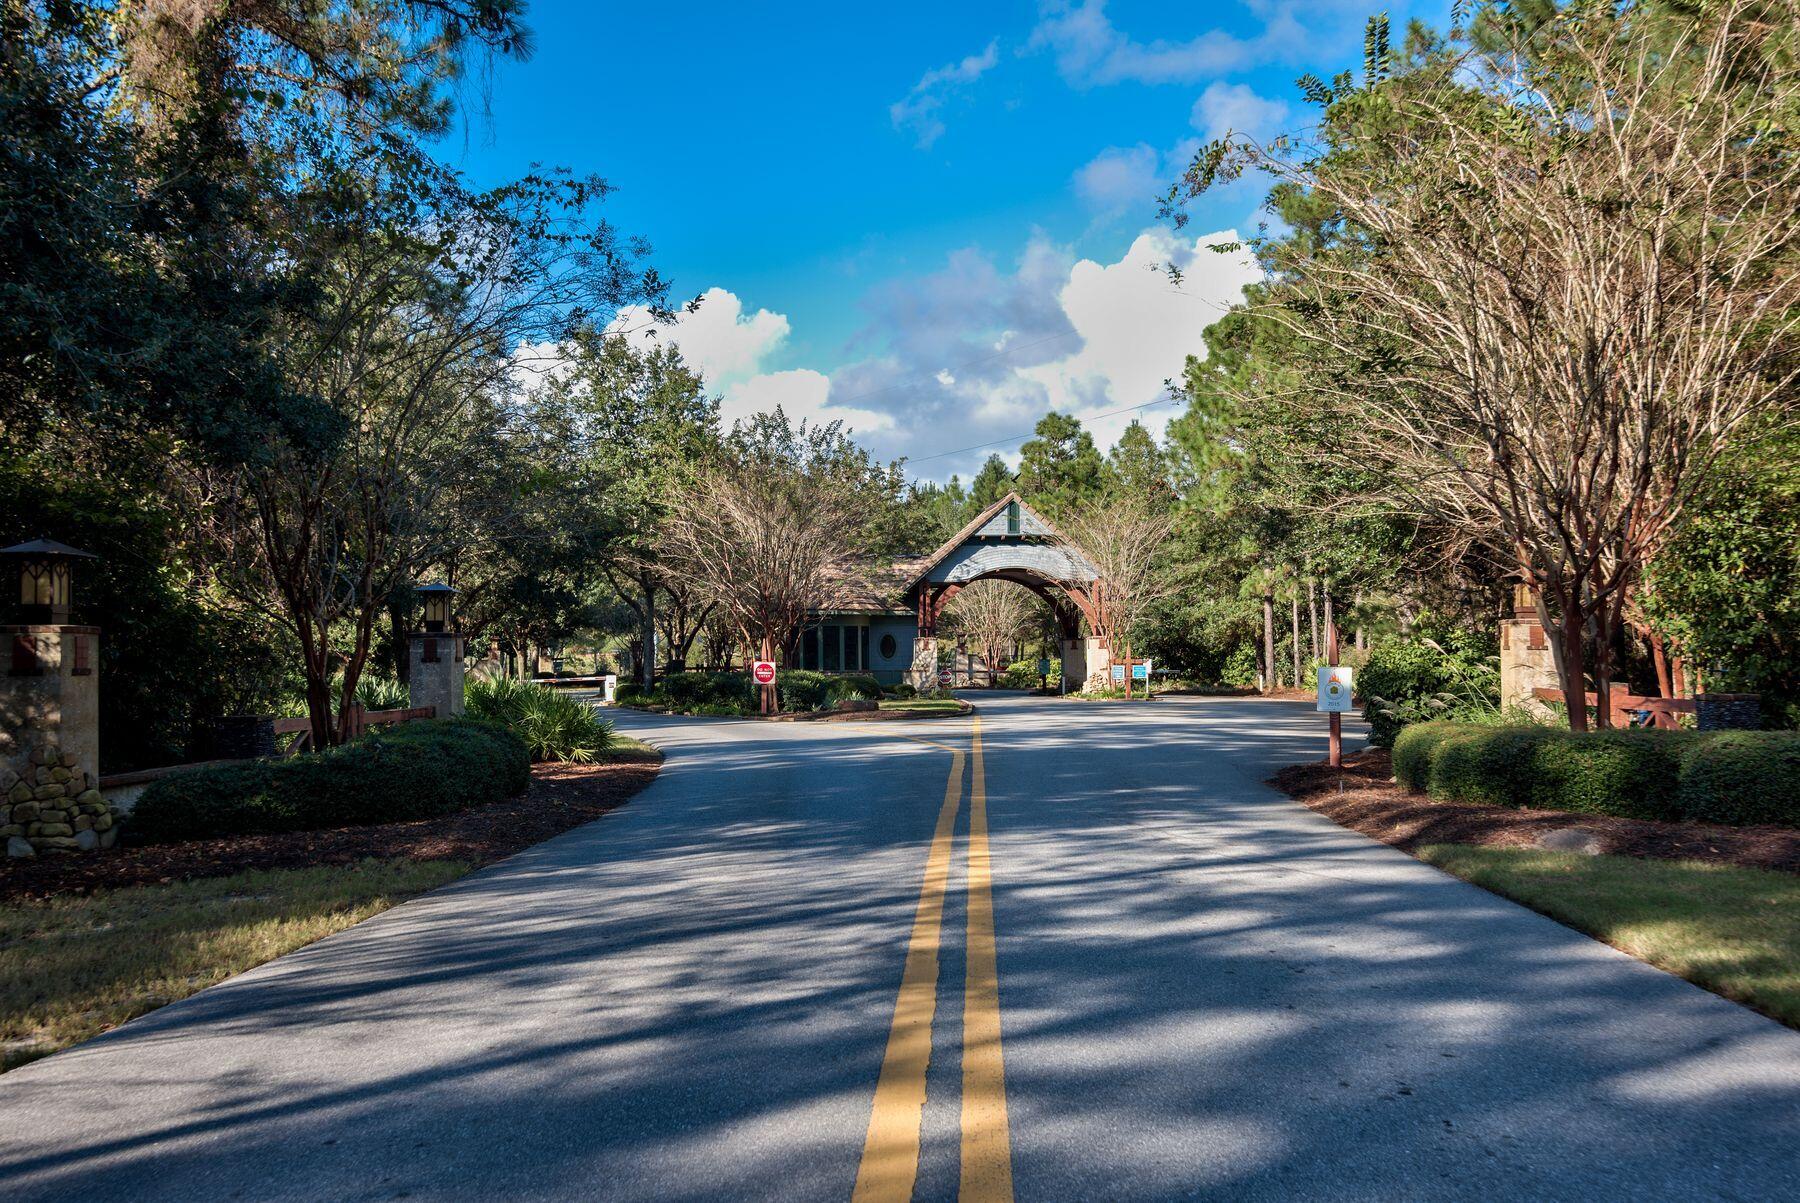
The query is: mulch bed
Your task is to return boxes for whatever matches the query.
[0,753,662,903]
[1273,748,1800,875]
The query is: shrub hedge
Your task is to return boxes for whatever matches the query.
[128,718,532,842]
[619,669,883,715]
[465,677,613,762]
[1391,722,1799,827]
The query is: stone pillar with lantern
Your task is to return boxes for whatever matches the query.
[407,583,466,719]
[1500,584,1560,715]
[0,540,119,856]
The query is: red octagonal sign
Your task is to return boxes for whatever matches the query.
[752,660,777,686]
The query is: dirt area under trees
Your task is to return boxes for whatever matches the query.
[0,755,662,902]
[1274,749,1800,875]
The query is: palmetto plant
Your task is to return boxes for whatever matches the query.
[465,678,614,763]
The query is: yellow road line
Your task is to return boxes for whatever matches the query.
[961,716,1015,1201]
[852,746,965,1203]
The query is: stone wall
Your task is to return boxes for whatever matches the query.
[3,740,119,857]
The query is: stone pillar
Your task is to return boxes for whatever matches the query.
[1499,585,1559,714]
[907,636,938,691]
[2,625,115,855]
[407,631,466,718]
[1059,636,1110,693]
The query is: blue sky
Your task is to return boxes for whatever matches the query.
[445,1,1439,480]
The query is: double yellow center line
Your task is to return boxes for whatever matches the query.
[853,717,1013,1203]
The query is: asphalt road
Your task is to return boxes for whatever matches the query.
[2,695,1797,1201]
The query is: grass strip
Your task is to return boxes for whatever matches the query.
[880,699,967,714]
[1418,845,1800,1028]
[1,857,468,1071]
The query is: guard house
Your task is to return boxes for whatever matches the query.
[791,493,1108,692]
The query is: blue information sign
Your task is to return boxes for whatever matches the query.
[1111,663,1126,682]
[1132,662,1149,680]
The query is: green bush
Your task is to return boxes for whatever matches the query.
[1676,732,1800,826]
[1359,627,1501,747]
[1392,721,1462,791]
[465,678,614,762]
[1392,722,1800,827]
[128,718,531,842]
[353,674,410,711]
[1220,644,1259,689]
[777,670,880,712]
[1425,725,1556,807]
[887,683,917,700]
[1001,660,1041,689]
[660,671,755,712]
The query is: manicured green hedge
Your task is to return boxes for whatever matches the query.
[624,669,883,715]
[128,718,532,842]
[1391,722,1799,827]
[1676,732,1800,826]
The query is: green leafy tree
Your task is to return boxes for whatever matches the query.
[968,453,1016,511]
[1017,412,1107,519]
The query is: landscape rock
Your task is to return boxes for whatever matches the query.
[7,836,34,859]
[1537,827,1604,855]
[74,829,99,851]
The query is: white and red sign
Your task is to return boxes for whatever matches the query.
[1316,666,1354,713]
[938,668,954,688]
[752,660,777,687]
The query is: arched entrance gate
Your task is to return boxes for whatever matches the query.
[797,493,1107,692]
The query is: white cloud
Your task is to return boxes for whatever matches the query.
[821,227,1259,478]
[610,286,787,390]
[1072,143,1162,214]
[642,229,1259,481]
[1017,228,1261,449]
[722,368,893,434]
[1029,0,1268,86]
[890,39,1000,149]
[1027,0,1378,88]
[1190,81,1291,143]
[608,288,892,437]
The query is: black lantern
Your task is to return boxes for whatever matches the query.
[415,583,456,633]
[2,539,97,625]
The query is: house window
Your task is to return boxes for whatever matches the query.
[880,633,898,660]
[823,625,841,671]
[1006,500,1020,535]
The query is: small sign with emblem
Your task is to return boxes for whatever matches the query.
[1316,666,1354,713]
[752,660,777,687]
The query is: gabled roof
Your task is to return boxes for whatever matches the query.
[814,556,922,616]
[900,491,1066,591]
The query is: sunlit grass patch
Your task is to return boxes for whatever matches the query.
[1418,845,1800,1028]
[0,858,468,1070]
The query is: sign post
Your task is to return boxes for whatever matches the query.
[1037,657,1051,693]
[1315,627,1351,768]
[1132,659,1151,699]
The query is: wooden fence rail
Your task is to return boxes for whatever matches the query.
[1533,687,1694,730]
[271,704,436,756]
